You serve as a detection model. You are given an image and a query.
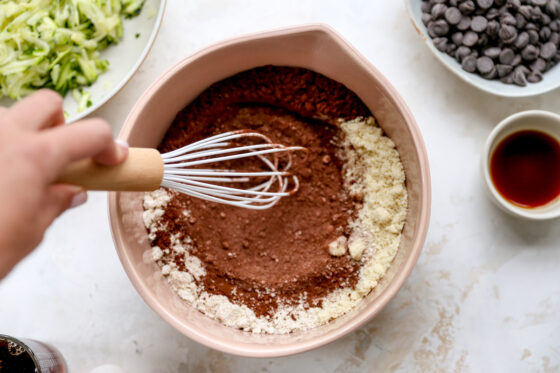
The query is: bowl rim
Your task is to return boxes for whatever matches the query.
[108,23,432,357]
[482,109,560,220]
[67,0,167,123]
[404,0,560,98]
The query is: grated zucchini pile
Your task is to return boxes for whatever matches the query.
[0,0,144,110]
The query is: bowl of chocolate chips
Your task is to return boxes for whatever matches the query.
[108,24,431,357]
[407,0,560,96]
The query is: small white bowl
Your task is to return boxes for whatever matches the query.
[482,110,560,220]
[405,0,560,97]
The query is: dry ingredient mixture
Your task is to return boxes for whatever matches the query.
[143,66,408,333]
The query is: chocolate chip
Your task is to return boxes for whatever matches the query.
[445,7,462,24]
[429,19,450,37]
[499,48,515,64]
[516,65,531,75]
[526,22,538,31]
[477,56,495,73]
[540,26,552,41]
[496,64,513,77]
[471,16,488,32]
[457,16,472,31]
[463,31,479,46]
[528,29,539,44]
[500,12,517,26]
[515,13,528,29]
[522,44,539,60]
[512,53,522,66]
[477,0,494,9]
[541,42,557,59]
[530,58,547,71]
[482,66,498,79]
[422,13,432,26]
[500,72,515,84]
[499,25,518,44]
[514,32,530,49]
[484,46,502,58]
[546,1,560,17]
[455,46,472,61]
[452,32,464,45]
[462,55,478,72]
[459,1,476,14]
[547,1,560,17]
[428,20,449,37]
[421,2,432,13]
[512,67,528,86]
[518,5,532,20]
[487,20,500,37]
[531,0,547,7]
[427,23,437,38]
[551,32,560,45]
[509,0,521,8]
[527,70,543,82]
[446,43,458,54]
[531,6,544,22]
[432,3,448,19]
[486,8,500,20]
[434,38,447,52]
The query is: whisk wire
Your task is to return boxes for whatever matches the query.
[160,130,304,209]
[164,146,296,168]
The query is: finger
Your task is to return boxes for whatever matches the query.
[93,139,129,166]
[41,184,87,227]
[8,89,65,130]
[39,118,114,175]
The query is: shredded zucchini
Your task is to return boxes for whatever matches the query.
[0,0,145,102]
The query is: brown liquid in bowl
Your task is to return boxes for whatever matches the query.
[491,130,560,208]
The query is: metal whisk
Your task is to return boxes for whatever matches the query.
[58,130,305,209]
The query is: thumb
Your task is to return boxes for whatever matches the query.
[42,185,87,227]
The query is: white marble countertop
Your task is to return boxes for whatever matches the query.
[2,1,560,372]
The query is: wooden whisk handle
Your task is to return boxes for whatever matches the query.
[57,148,164,191]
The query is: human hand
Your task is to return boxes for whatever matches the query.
[0,90,128,278]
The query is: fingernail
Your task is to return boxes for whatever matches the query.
[70,191,88,208]
[115,139,129,161]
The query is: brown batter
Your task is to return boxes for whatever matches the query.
[152,66,371,317]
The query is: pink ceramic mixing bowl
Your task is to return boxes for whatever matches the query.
[108,24,431,357]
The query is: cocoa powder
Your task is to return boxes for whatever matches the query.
[160,66,370,152]
[152,66,371,317]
